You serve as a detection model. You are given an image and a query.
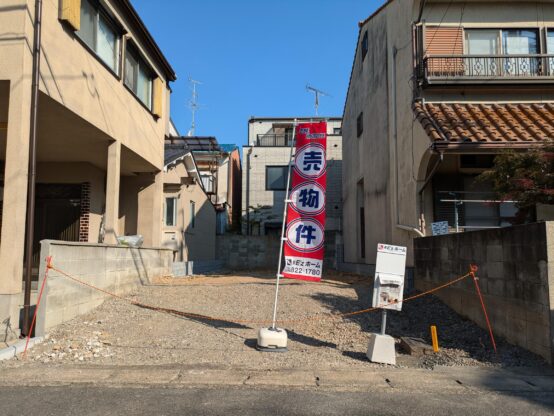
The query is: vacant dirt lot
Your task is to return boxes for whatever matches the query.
[2,271,545,370]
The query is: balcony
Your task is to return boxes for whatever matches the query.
[256,133,295,147]
[420,54,554,85]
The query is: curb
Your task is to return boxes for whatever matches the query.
[0,337,44,361]
[0,366,552,392]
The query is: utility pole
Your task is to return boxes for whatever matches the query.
[22,0,43,336]
[306,84,330,117]
[187,77,202,137]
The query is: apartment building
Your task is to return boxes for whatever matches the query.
[0,0,175,331]
[342,0,554,267]
[242,117,343,260]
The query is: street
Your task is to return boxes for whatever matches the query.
[1,385,553,416]
[1,364,553,415]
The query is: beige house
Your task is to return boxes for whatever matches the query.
[166,136,242,234]
[162,145,216,262]
[342,0,554,268]
[0,0,175,332]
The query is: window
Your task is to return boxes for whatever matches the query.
[125,43,154,109]
[465,29,540,76]
[165,197,177,227]
[466,30,499,55]
[502,29,538,55]
[361,31,368,61]
[200,174,214,193]
[548,30,554,74]
[356,112,363,138]
[333,127,342,135]
[502,29,539,75]
[465,30,500,76]
[266,166,289,191]
[77,0,120,73]
[189,201,196,229]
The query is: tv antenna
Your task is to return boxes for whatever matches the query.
[187,77,203,136]
[306,84,331,116]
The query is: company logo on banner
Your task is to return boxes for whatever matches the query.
[283,122,327,282]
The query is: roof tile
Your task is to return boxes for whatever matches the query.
[413,102,554,146]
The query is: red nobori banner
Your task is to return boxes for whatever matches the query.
[283,122,327,282]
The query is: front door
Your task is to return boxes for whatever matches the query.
[30,184,82,277]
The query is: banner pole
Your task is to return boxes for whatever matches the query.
[270,119,298,329]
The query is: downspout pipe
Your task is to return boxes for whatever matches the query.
[416,0,427,24]
[245,147,252,235]
[22,0,43,337]
[391,46,424,238]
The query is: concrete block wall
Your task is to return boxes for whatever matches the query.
[36,240,173,335]
[217,233,342,272]
[216,235,281,270]
[414,222,554,363]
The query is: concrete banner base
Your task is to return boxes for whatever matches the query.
[257,327,288,352]
[367,333,396,365]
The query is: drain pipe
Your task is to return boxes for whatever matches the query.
[22,0,43,337]
[245,147,252,235]
[391,46,424,238]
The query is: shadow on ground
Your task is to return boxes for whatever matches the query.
[308,282,546,368]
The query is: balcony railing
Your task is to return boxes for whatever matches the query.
[420,54,554,84]
[256,134,295,147]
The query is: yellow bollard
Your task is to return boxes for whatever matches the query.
[430,325,439,352]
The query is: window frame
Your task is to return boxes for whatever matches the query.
[464,28,541,55]
[164,196,177,227]
[356,112,363,138]
[189,201,196,229]
[265,165,289,191]
[361,31,368,61]
[75,0,123,77]
[124,40,155,111]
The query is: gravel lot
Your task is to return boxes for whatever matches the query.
[2,271,546,370]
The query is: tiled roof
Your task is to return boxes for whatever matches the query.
[413,102,554,146]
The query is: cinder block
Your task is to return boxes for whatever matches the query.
[486,245,504,262]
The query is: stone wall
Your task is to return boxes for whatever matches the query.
[36,240,173,335]
[216,234,280,270]
[217,233,341,272]
[414,222,554,363]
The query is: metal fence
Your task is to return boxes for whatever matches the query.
[422,54,554,80]
[435,191,518,231]
[256,134,295,147]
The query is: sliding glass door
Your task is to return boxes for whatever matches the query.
[502,29,539,75]
[465,30,500,76]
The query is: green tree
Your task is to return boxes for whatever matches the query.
[478,142,554,224]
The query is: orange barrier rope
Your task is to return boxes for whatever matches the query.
[23,255,52,358]
[46,261,474,327]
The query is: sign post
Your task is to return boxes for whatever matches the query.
[257,121,328,351]
[367,243,407,365]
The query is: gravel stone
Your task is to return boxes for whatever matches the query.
[1,271,545,370]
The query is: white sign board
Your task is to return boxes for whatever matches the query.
[431,221,449,236]
[372,243,407,312]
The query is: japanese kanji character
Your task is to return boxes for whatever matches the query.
[295,224,317,245]
[298,188,320,209]
[302,150,323,171]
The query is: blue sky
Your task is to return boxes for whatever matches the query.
[132,0,383,146]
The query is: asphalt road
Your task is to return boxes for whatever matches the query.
[1,386,553,416]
